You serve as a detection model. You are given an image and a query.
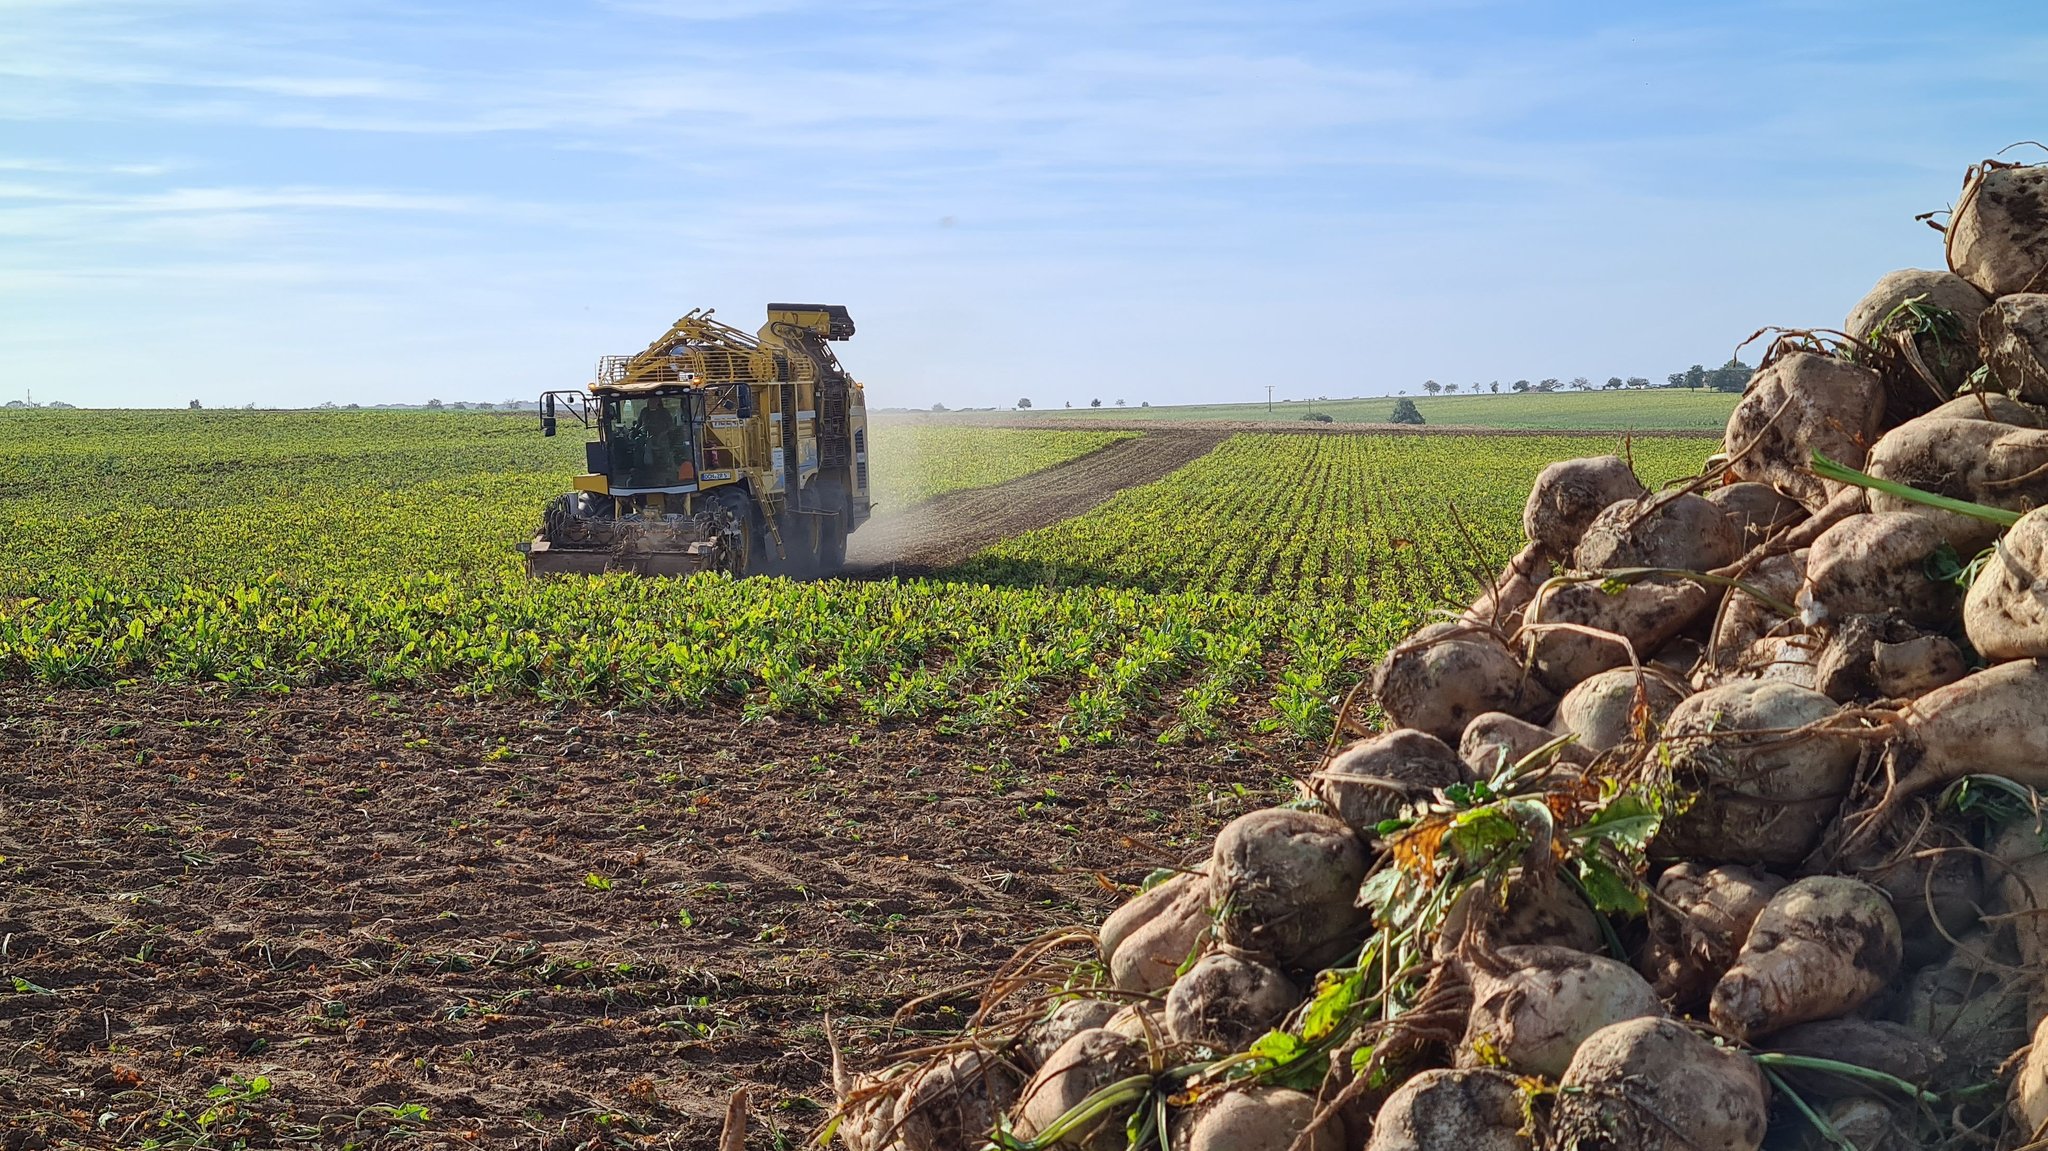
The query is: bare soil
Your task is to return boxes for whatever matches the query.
[844,430,1229,574]
[0,683,1297,1149]
[872,414,1724,438]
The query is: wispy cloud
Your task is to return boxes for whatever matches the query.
[2,1,2045,408]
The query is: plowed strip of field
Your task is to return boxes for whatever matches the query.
[0,682,1283,1148]
[844,429,1227,573]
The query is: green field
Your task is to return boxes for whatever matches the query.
[0,410,1714,744]
[935,389,1739,431]
[953,434,1711,600]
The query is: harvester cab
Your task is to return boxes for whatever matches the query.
[521,304,872,577]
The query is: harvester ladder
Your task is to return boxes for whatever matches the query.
[818,381,850,469]
[778,382,802,509]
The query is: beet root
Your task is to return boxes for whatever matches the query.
[894,1048,1023,1151]
[1723,351,1886,513]
[1019,999,1120,1071]
[1965,507,2048,660]
[1009,1029,1148,1151]
[1796,511,1958,629]
[1314,729,1469,834]
[1829,801,1978,969]
[1988,820,2048,1022]
[1864,415,2048,551]
[1573,492,1741,575]
[1888,930,2028,1083]
[1844,267,1990,422]
[1435,871,1605,958]
[1706,550,1805,672]
[1163,952,1300,1054]
[1890,658,2048,800]
[1552,667,1688,755]
[1925,391,2045,425]
[1456,944,1662,1078]
[1979,292,2048,404]
[1523,456,1647,558]
[1464,542,1553,633]
[1365,1068,1532,1151]
[1947,160,2048,298]
[1760,1018,1942,1102]
[1707,481,1805,547]
[1459,711,1592,777]
[1553,1016,1768,1151]
[1524,578,1714,696]
[1638,862,1786,1008]
[1210,808,1369,970]
[2009,1014,2048,1143]
[1373,622,1550,745]
[1179,1087,1341,1151]
[1708,876,1901,1042]
[1104,871,1213,994]
[1813,613,1967,703]
[1656,681,1858,865]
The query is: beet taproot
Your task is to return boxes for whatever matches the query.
[1163,952,1299,1054]
[1965,507,2048,659]
[1864,415,2048,551]
[1314,729,1469,834]
[1638,862,1786,1008]
[1657,681,1858,865]
[1797,511,1957,629]
[1886,658,2048,801]
[1366,1068,1532,1151]
[1552,667,1688,755]
[1708,876,1901,1041]
[1524,578,1714,695]
[1724,352,1886,513]
[1523,456,1648,558]
[1574,492,1741,575]
[1179,1087,1340,1151]
[1374,623,1550,744]
[1947,161,2048,298]
[1552,1016,1768,1151]
[1009,1029,1148,1151]
[1210,808,1369,971]
[1845,268,1990,422]
[1456,944,1662,1077]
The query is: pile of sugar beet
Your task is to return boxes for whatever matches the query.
[824,158,2048,1151]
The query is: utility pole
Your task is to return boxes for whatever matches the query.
[1266,385,1274,414]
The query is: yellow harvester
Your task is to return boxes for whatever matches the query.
[522,303,872,576]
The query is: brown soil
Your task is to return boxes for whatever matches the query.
[0,682,1297,1149]
[873,414,1724,439]
[844,430,1229,574]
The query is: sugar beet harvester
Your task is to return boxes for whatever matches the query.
[521,304,873,577]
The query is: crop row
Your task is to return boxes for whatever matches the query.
[0,412,1713,745]
[0,573,1409,745]
[0,411,1124,595]
[952,433,1715,601]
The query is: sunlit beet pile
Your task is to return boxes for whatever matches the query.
[824,157,2048,1151]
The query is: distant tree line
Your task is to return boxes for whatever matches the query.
[1410,359,1753,397]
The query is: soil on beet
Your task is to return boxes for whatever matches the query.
[0,683,1300,1149]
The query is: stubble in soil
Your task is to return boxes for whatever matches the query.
[0,684,1295,1148]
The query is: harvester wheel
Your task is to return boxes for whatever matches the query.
[701,488,757,576]
[819,514,848,573]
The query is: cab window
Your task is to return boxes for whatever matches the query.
[611,395,697,488]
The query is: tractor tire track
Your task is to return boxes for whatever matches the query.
[843,429,1227,575]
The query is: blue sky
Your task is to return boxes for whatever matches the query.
[2,1,2043,410]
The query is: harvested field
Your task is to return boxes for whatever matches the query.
[844,430,1228,573]
[0,683,1292,1148]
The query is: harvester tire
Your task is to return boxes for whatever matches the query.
[701,488,757,576]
